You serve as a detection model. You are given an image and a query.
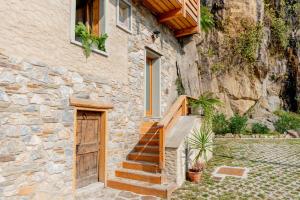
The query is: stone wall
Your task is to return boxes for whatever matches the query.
[0,0,181,199]
[165,144,187,187]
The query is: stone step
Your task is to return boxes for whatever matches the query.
[107,177,177,198]
[138,139,159,146]
[115,168,164,184]
[134,145,159,153]
[122,160,161,173]
[128,152,159,163]
[140,124,162,135]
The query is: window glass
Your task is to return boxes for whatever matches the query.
[118,0,131,31]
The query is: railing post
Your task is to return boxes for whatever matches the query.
[159,126,165,170]
[183,96,188,115]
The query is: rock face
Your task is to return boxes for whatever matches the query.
[178,0,299,128]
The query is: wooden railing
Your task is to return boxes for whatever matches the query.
[157,95,195,169]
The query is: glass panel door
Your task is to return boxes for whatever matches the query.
[146,58,153,116]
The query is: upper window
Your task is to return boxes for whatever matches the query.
[75,0,104,36]
[117,0,132,32]
[71,0,107,56]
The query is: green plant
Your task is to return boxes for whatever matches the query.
[264,2,289,51]
[274,110,300,133]
[252,123,270,134]
[229,114,248,134]
[175,77,185,95]
[211,62,225,74]
[212,113,229,134]
[188,126,214,163]
[271,17,288,49]
[207,48,216,57]
[200,6,215,32]
[75,22,108,58]
[236,22,263,63]
[190,92,222,123]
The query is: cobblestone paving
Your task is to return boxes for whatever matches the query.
[171,139,300,200]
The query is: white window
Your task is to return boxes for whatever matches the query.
[117,0,132,33]
[71,0,108,55]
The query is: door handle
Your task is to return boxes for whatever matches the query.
[76,144,79,154]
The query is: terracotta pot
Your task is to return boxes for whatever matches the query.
[187,170,202,183]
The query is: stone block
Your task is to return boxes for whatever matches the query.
[46,162,64,175]
[30,94,44,104]
[0,71,16,84]
[71,72,83,84]
[11,94,29,106]
[17,185,36,196]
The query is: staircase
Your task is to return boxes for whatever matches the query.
[107,95,195,198]
[107,122,176,198]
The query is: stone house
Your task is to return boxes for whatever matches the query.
[0,0,200,199]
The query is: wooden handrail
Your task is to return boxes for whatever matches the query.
[157,95,192,169]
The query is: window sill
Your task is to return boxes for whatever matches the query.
[117,24,132,34]
[71,40,109,57]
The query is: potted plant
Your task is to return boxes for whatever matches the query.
[187,162,205,183]
[187,126,213,183]
[75,22,108,58]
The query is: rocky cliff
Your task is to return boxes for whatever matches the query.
[178,0,300,130]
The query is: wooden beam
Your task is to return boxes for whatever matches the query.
[175,26,198,37]
[158,8,183,23]
[70,97,113,110]
[182,0,187,17]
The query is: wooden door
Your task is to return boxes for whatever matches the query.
[76,111,103,188]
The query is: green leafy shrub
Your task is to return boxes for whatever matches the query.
[252,123,270,134]
[274,110,300,133]
[211,62,225,74]
[236,22,263,63]
[264,3,289,51]
[175,77,185,95]
[212,113,229,134]
[229,114,248,134]
[271,17,288,49]
[200,6,215,32]
[75,22,108,58]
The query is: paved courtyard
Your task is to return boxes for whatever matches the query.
[171,139,300,200]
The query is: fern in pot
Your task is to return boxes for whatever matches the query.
[187,125,213,183]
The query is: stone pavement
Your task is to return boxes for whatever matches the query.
[75,185,160,200]
[171,139,300,200]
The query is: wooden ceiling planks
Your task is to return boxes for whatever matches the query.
[142,0,200,37]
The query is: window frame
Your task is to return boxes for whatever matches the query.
[116,0,132,34]
[70,0,108,57]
